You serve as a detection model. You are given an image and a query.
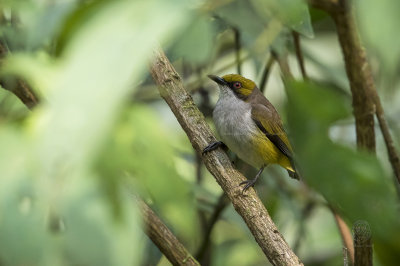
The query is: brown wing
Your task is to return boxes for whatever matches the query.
[250,103,293,160]
[248,88,299,180]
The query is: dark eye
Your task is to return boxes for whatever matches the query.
[233,82,242,89]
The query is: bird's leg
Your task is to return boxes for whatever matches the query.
[202,141,227,155]
[240,165,265,194]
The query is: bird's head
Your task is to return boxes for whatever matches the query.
[208,74,257,100]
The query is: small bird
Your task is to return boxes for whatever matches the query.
[203,74,299,193]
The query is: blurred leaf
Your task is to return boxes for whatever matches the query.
[54,0,108,55]
[169,14,215,63]
[215,0,266,47]
[4,0,188,173]
[96,105,198,240]
[286,81,400,264]
[27,1,77,50]
[251,0,314,38]
[0,128,48,266]
[0,0,191,265]
[355,0,400,74]
[214,0,312,57]
[60,176,143,266]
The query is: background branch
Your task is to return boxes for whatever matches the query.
[138,198,200,266]
[233,27,242,75]
[309,0,389,264]
[274,48,356,264]
[291,31,308,81]
[0,40,39,109]
[374,96,400,184]
[259,55,275,93]
[331,207,355,264]
[150,48,302,266]
[330,1,376,151]
[196,193,229,261]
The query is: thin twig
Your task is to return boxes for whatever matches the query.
[196,193,229,261]
[293,201,315,253]
[259,55,275,93]
[374,96,400,184]
[138,198,200,266]
[272,50,294,80]
[150,48,303,266]
[331,207,355,264]
[233,27,241,75]
[292,31,308,81]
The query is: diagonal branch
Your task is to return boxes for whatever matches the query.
[0,41,40,109]
[150,48,302,266]
[138,198,200,266]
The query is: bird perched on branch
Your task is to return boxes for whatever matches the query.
[203,74,299,193]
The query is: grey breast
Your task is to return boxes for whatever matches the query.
[213,88,263,167]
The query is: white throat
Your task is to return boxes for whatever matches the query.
[212,85,263,167]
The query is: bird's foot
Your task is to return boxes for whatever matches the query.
[202,141,226,155]
[239,166,265,194]
[239,178,258,194]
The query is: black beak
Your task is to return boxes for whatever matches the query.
[208,75,227,86]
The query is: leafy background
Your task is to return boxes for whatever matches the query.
[0,0,399,265]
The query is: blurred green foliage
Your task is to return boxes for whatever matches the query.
[0,0,399,265]
[355,0,400,76]
[286,81,400,264]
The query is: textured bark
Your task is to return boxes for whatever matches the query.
[309,0,400,185]
[331,1,376,151]
[0,41,39,109]
[150,48,302,266]
[139,199,200,266]
[309,1,379,265]
[354,238,372,266]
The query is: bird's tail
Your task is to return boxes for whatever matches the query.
[288,170,300,180]
[287,157,301,180]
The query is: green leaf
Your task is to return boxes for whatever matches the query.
[96,105,198,240]
[355,0,400,74]
[60,176,143,266]
[215,0,267,47]
[0,0,190,265]
[0,129,49,266]
[27,1,77,50]
[286,81,400,263]
[169,14,215,63]
[251,0,314,38]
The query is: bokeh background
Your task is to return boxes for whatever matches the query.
[0,0,399,265]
